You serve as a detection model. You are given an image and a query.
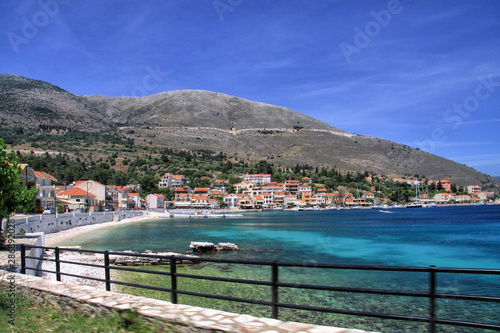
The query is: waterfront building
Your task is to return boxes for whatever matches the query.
[56,187,96,211]
[73,180,106,208]
[33,170,58,209]
[146,194,164,209]
[434,192,456,203]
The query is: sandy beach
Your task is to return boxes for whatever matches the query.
[45,214,156,247]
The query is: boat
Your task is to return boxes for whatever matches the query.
[379,209,393,214]
[406,203,423,208]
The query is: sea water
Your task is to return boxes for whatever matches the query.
[57,205,500,332]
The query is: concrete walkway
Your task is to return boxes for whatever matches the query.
[2,270,376,333]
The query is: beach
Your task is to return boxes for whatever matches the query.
[45,214,155,247]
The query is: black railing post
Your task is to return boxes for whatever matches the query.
[271,261,279,319]
[20,244,26,274]
[55,246,61,282]
[104,251,111,291]
[170,257,178,304]
[429,265,436,333]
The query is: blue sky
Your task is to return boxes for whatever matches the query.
[1,0,500,176]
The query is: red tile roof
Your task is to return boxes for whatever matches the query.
[57,187,95,197]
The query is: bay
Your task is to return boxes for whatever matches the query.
[63,205,500,269]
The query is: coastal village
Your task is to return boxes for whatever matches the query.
[18,165,499,213]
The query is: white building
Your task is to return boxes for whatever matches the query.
[73,180,106,205]
[243,174,271,185]
[147,194,164,209]
[33,170,57,209]
[223,193,242,208]
[159,173,186,189]
[467,185,482,194]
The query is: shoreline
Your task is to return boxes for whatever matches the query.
[43,203,497,247]
[44,214,156,247]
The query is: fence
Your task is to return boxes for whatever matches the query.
[10,210,145,234]
[21,245,500,333]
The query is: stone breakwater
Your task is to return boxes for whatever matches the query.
[1,270,375,333]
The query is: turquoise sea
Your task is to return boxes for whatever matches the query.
[57,205,500,332]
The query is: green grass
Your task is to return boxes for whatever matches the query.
[0,288,168,333]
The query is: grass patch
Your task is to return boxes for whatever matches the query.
[0,287,167,332]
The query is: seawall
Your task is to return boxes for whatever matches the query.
[10,211,145,235]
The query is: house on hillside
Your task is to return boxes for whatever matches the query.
[283,180,300,194]
[432,179,452,192]
[243,174,271,185]
[212,179,227,193]
[261,182,283,194]
[466,185,482,194]
[234,180,254,193]
[159,173,186,189]
[301,177,312,184]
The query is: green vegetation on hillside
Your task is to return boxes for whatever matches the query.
[9,138,471,203]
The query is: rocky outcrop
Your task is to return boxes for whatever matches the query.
[189,242,239,253]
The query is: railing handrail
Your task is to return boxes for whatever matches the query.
[24,245,500,274]
[20,244,500,332]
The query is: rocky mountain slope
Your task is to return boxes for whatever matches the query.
[1,73,498,188]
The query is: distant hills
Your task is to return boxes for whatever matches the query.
[1,73,498,190]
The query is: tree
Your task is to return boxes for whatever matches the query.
[1,139,37,248]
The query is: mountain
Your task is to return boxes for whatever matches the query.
[1,74,498,189]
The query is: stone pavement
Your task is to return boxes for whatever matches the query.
[1,270,376,333]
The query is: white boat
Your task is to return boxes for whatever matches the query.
[379,209,393,214]
[406,203,423,208]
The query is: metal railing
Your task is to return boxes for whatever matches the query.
[21,245,500,332]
